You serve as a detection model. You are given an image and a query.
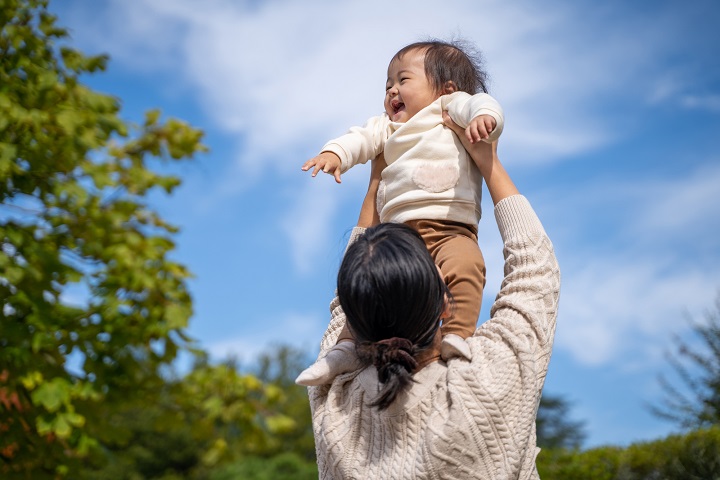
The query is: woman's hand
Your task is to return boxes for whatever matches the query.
[443,111,494,176]
[443,111,519,205]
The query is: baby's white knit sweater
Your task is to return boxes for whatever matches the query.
[321,92,504,225]
[308,195,560,479]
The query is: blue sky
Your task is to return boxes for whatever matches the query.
[50,0,720,448]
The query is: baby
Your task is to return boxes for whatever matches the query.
[297,40,503,386]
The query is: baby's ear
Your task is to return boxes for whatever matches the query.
[442,80,457,94]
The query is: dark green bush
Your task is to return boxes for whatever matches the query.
[537,427,720,480]
[209,453,318,480]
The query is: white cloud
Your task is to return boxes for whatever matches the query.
[632,162,720,238]
[541,162,720,366]
[558,258,715,366]
[57,0,713,278]
[679,94,720,112]
[67,0,684,170]
[206,311,324,363]
[647,76,720,112]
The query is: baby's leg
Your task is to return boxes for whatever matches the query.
[433,230,485,339]
[295,340,358,386]
[296,309,360,386]
[407,220,486,359]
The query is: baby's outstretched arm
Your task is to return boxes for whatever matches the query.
[465,114,497,144]
[301,151,343,184]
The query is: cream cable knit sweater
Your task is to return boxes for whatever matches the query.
[308,195,560,480]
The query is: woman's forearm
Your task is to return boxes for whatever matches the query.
[356,153,386,228]
[478,147,519,206]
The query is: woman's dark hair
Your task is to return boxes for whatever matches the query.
[392,39,489,94]
[337,223,450,410]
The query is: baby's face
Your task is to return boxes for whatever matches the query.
[384,49,439,123]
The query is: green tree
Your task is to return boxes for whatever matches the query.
[651,292,720,429]
[536,393,586,449]
[79,356,297,480]
[0,0,205,477]
[252,344,316,460]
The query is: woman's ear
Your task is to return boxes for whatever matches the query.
[435,265,452,320]
[442,80,457,94]
[440,293,453,320]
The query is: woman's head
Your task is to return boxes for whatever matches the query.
[337,223,450,409]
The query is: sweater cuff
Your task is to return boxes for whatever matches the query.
[321,143,351,173]
[494,195,546,242]
[344,226,366,254]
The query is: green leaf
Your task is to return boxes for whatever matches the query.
[31,378,71,413]
[64,411,85,428]
[265,414,296,434]
[164,303,189,329]
[36,416,53,437]
[31,333,44,353]
[20,371,44,390]
[53,414,72,439]
[144,109,161,126]
[201,438,227,467]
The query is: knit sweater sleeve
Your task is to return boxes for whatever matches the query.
[461,195,559,473]
[321,115,389,173]
[316,227,366,358]
[444,91,505,143]
[482,194,559,370]
[470,194,559,383]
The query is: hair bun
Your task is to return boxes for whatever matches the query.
[357,337,418,381]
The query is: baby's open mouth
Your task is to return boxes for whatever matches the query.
[392,100,404,113]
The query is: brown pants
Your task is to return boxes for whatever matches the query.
[407,219,485,339]
[337,219,485,342]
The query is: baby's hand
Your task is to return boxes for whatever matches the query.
[301,151,343,184]
[465,114,497,144]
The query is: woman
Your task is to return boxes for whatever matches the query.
[306,114,560,479]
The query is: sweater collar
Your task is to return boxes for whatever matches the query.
[355,361,448,417]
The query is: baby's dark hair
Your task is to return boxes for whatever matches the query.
[392,39,489,95]
[337,223,449,410]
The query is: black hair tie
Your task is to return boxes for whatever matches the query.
[357,337,418,381]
